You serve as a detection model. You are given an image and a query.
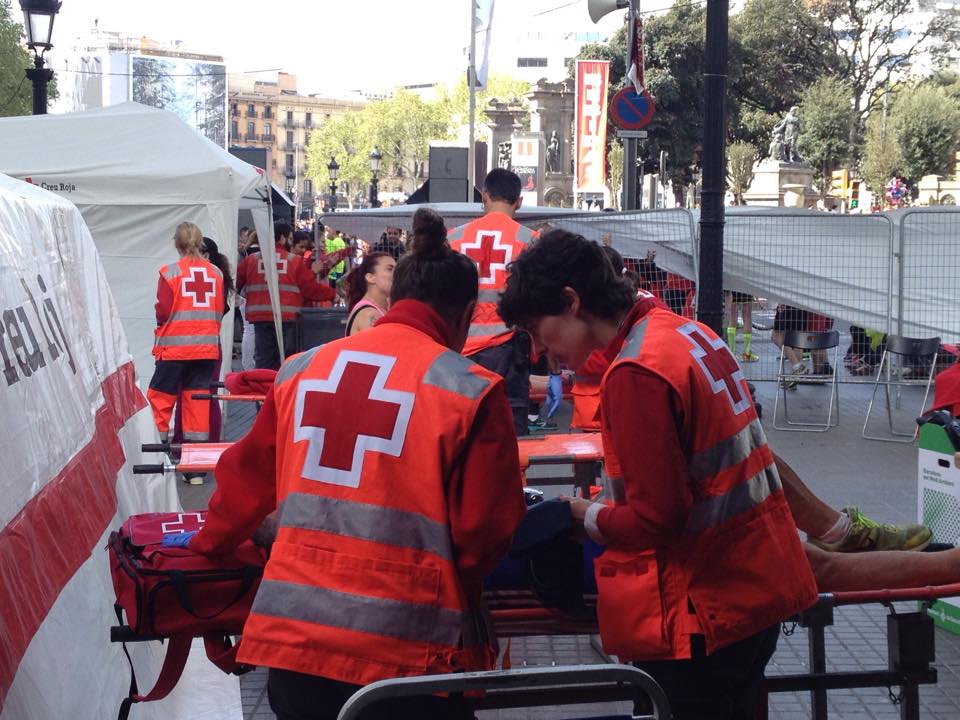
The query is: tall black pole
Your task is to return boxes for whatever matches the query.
[369,174,380,208]
[697,0,728,335]
[26,54,53,115]
[329,182,338,211]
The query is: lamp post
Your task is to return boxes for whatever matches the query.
[368,146,382,208]
[327,156,339,212]
[19,0,61,115]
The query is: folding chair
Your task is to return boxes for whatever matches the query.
[337,665,670,720]
[862,334,940,443]
[773,329,840,432]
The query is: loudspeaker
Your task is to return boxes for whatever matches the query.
[588,0,628,23]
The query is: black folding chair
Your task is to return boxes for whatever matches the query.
[862,334,940,443]
[773,330,840,432]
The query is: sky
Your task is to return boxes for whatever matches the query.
[52,0,625,95]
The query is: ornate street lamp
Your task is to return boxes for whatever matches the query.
[327,156,340,211]
[368,146,382,208]
[19,0,61,115]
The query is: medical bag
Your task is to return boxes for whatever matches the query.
[108,511,267,719]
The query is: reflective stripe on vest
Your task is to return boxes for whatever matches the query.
[468,323,509,337]
[422,350,491,400]
[244,283,301,294]
[252,579,463,647]
[276,345,324,388]
[515,225,535,244]
[168,309,222,323]
[687,418,766,484]
[162,264,182,280]
[183,431,209,441]
[448,224,466,242]
[616,318,650,361]
[278,492,454,562]
[477,289,501,303]
[686,462,781,533]
[245,304,302,316]
[155,334,221,347]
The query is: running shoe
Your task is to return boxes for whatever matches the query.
[782,362,808,391]
[810,507,933,552]
[741,351,760,363]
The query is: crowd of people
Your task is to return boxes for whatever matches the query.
[144,170,958,720]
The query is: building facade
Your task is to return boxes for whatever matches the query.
[228,73,367,216]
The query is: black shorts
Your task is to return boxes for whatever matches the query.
[729,291,754,304]
[773,305,808,333]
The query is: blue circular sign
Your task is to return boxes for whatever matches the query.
[610,87,655,131]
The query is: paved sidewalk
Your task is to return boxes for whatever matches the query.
[179,375,960,719]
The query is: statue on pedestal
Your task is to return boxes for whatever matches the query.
[498,141,512,170]
[546,131,561,174]
[767,106,803,163]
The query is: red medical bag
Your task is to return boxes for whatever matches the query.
[108,511,267,719]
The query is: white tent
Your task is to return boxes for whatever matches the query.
[0,102,283,387]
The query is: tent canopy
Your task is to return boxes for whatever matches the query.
[0,102,281,386]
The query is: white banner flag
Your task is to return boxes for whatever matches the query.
[474,0,496,88]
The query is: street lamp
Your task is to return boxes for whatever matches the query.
[369,146,382,208]
[19,0,61,115]
[327,156,339,212]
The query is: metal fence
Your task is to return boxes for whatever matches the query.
[555,206,960,385]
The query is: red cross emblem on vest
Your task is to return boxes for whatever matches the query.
[294,350,415,488]
[257,256,289,276]
[182,267,216,307]
[678,323,750,415]
[461,230,512,284]
[161,512,206,535]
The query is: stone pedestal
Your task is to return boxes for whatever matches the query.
[744,160,818,208]
[485,101,525,174]
[526,79,575,207]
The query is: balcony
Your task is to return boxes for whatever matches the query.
[283,142,301,151]
[262,134,275,143]
[246,110,258,119]
[244,133,259,142]
[284,168,296,179]
[282,119,300,129]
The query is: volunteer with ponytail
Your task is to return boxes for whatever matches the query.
[190,207,526,720]
[147,222,226,463]
[341,251,395,336]
[498,228,817,719]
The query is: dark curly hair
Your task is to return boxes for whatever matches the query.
[391,207,478,322]
[498,228,635,328]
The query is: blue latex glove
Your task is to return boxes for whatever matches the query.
[546,374,563,418]
[161,531,198,548]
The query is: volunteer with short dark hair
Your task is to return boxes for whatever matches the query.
[190,207,526,720]
[498,228,818,719]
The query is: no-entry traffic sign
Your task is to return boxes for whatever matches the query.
[610,87,655,131]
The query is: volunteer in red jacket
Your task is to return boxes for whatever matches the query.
[236,221,336,370]
[498,229,818,719]
[147,222,225,454]
[190,207,526,720]
[448,168,543,436]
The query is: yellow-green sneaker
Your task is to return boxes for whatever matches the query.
[811,507,933,552]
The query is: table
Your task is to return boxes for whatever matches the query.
[518,432,604,497]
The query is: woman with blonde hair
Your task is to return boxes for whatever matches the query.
[146,221,226,484]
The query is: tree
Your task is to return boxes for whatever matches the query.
[606,140,624,209]
[0,0,56,116]
[726,142,757,205]
[797,77,856,193]
[889,84,960,185]
[808,0,960,144]
[728,0,842,148]
[861,96,902,200]
[306,110,373,206]
[441,73,531,134]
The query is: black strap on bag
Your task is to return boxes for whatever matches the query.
[166,565,260,622]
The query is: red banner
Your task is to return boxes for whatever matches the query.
[575,60,610,195]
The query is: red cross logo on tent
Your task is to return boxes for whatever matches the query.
[182,267,216,308]
[678,323,750,415]
[294,351,414,488]
[461,230,512,284]
[161,512,206,535]
[258,256,289,276]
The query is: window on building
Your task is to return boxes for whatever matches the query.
[246,121,255,138]
[287,110,294,124]
[517,57,548,68]
[304,179,312,195]
[247,103,255,116]
[286,154,294,169]
[264,122,272,139]
[304,132,311,146]
[230,103,238,117]
[264,104,272,119]
[305,112,312,127]
[230,120,238,140]
[286,131,294,146]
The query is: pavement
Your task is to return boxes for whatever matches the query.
[177,364,960,720]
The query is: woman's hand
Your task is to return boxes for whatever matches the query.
[561,496,594,526]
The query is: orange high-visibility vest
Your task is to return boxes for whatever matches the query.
[241,245,307,323]
[448,212,537,357]
[153,257,224,361]
[237,323,506,686]
[596,308,817,661]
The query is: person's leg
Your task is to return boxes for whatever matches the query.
[775,453,841,539]
[254,322,281,370]
[240,299,256,371]
[146,360,183,443]
[740,299,757,361]
[806,543,960,592]
[724,292,736,352]
[181,360,216,442]
[468,337,529,436]
[282,321,299,360]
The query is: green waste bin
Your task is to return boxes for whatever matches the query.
[918,421,960,634]
[299,307,347,352]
